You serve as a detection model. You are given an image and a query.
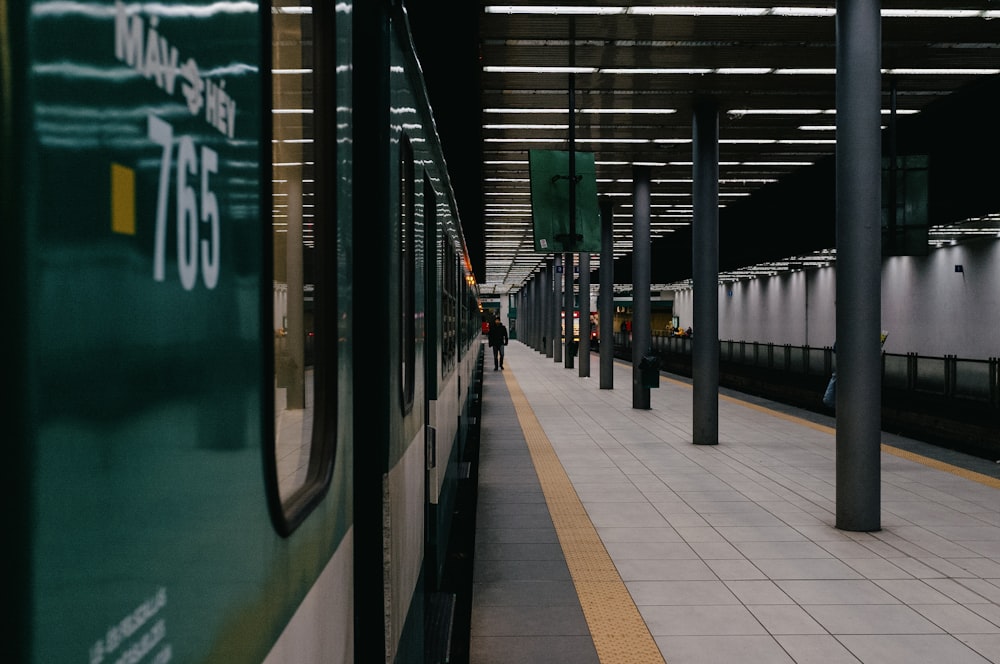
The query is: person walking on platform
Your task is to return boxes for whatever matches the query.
[488,316,508,370]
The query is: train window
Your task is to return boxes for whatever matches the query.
[400,135,415,411]
[421,173,438,390]
[442,237,457,374]
[269,0,332,533]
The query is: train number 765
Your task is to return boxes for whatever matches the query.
[147,114,220,290]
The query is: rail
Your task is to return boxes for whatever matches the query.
[610,333,1000,409]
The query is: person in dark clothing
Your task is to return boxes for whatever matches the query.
[488,317,508,370]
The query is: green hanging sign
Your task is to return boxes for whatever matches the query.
[529,150,601,253]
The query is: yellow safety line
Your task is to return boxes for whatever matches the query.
[628,360,1000,490]
[880,445,1000,488]
[502,365,667,664]
[720,391,839,436]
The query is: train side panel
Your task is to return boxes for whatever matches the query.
[4,1,476,662]
[2,3,30,659]
[356,6,481,662]
[383,13,434,661]
[262,0,356,661]
[5,1,357,662]
[18,1,272,661]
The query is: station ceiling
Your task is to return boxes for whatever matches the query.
[409,2,1000,296]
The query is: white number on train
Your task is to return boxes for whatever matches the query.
[147,114,220,290]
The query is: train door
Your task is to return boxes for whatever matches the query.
[423,175,441,588]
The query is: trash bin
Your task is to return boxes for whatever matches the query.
[638,352,660,388]
[569,340,579,357]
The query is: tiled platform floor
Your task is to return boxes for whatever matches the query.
[470,341,1000,664]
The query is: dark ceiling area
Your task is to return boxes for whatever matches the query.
[404,2,1000,294]
[404,0,486,282]
[618,73,1000,286]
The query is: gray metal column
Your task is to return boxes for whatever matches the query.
[527,276,534,350]
[517,286,538,348]
[565,22,578,371]
[578,251,591,377]
[540,270,547,352]
[599,196,614,389]
[519,283,527,349]
[522,287,529,347]
[535,271,543,352]
[632,165,651,410]
[543,263,553,357]
[553,255,562,362]
[564,251,574,369]
[835,0,882,532]
[515,289,523,346]
[530,276,539,350]
[530,278,537,349]
[692,100,720,445]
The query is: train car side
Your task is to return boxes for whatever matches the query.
[2,2,311,662]
[352,4,481,662]
[2,1,478,663]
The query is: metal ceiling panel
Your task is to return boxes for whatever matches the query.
[476,2,1000,294]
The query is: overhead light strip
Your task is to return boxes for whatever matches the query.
[484,66,998,76]
[484,108,678,115]
[483,6,1000,19]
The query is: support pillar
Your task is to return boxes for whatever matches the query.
[564,251,574,369]
[543,263,553,357]
[692,100,720,445]
[553,256,562,362]
[835,0,882,532]
[632,165,651,410]
[599,196,614,389]
[578,251,590,377]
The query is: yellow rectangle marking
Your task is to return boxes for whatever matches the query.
[111,163,136,235]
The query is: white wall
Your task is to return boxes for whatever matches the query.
[670,239,999,359]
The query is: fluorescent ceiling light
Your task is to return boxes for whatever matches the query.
[484,66,596,74]
[484,138,567,143]
[741,161,814,166]
[585,108,677,115]
[771,7,834,17]
[485,6,998,19]
[484,124,569,129]
[729,109,830,115]
[722,139,777,145]
[486,66,970,76]
[485,108,676,114]
[600,68,712,75]
[886,68,1000,75]
[779,139,837,145]
[774,68,836,75]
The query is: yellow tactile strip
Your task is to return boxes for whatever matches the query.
[502,367,667,664]
[723,389,1000,489]
[664,367,1000,490]
[880,445,1000,489]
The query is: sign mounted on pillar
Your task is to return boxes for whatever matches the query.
[529,150,601,253]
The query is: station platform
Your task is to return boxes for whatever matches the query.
[470,341,1000,664]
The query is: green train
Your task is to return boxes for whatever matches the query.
[2,1,483,662]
